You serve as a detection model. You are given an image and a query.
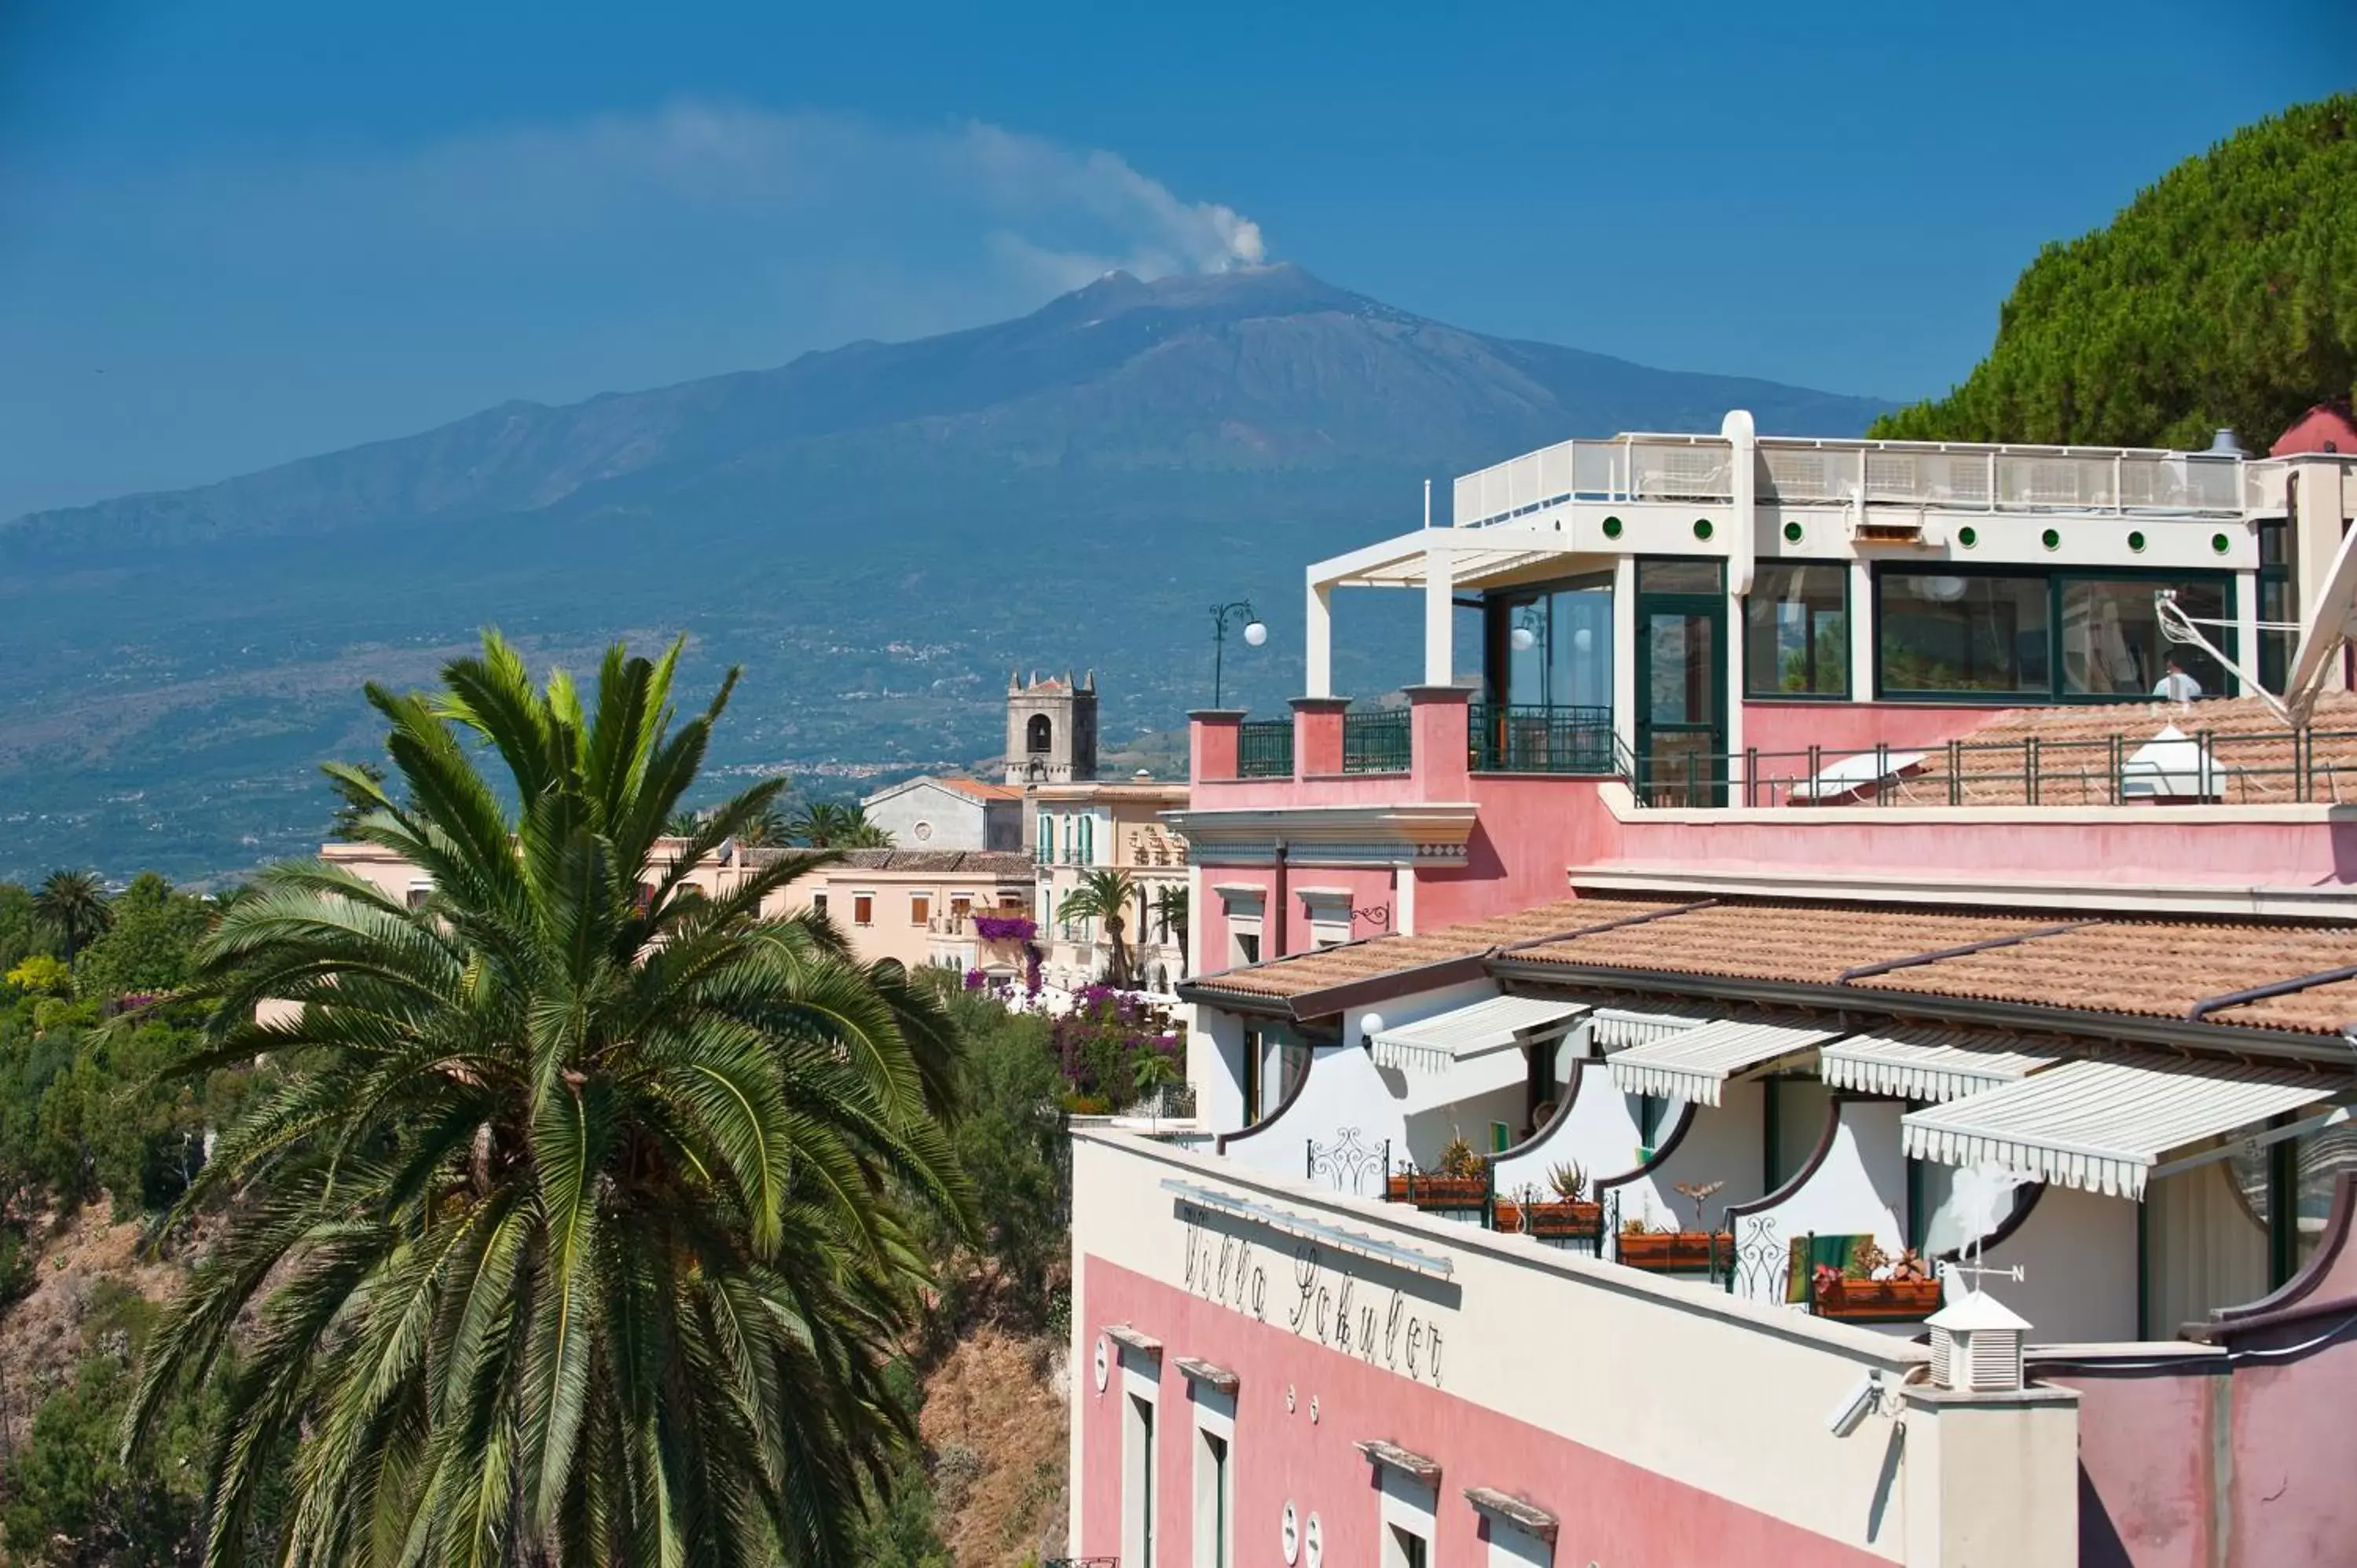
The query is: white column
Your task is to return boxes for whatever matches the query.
[1392,862,1415,935]
[2234,570,2260,698]
[1612,554,1639,762]
[1849,558,1876,701]
[1305,575,1333,699]
[1423,534,1454,686]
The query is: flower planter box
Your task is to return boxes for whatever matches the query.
[1616,1231,1731,1273]
[1493,1200,1522,1233]
[1520,1201,1603,1241]
[1813,1277,1943,1322]
[1385,1175,1488,1208]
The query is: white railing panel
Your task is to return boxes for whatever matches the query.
[1573,440,1622,499]
[1630,440,1734,501]
[1453,472,1479,526]
[1537,440,1574,501]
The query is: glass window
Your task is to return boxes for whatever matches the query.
[2259,522,2292,693]
[812,892,828,918]
[2061,578,2228,698]
[1746,564,1848,697]
[1490,574,1614,710]
[1639,559,1723,595]
[1878,573,2051,697]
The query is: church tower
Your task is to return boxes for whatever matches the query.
[1005,670,1098,786]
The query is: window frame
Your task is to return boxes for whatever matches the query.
[1743,559,1851,701]
[851,892,874,927]
[1872,562,2237,705]
[910,892,931,927]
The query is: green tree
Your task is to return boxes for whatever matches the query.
[128,633,973,1568]
[1056,869,1142,989]
[1874,94,2357,449]
[0,881,60,972]
[790,801,893,849]
[2,1286,224,1567]
[73,873,214,1002]
[32,871,112,963]
[1150,884,1189,976]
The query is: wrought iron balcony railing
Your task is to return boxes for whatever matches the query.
[1469,702,1615,775]
[1236,718,1294,778]
[1341,707,1412,774]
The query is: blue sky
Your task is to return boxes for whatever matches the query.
[1,0,2350,519]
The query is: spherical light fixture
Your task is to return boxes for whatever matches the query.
[1243,620,1269,647]
[1920,575,1968,603]
[1508,625,1538,652]
[1573,627,1594,654]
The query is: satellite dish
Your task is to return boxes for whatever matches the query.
[2282,518,2357,718]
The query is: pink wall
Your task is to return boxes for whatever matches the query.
[1742,701,2007,759]
[1077,1257,1890,1568]
[2042,1175,2357,1568]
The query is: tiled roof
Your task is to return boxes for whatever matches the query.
[934,777,1021,800]
[1503,896,2357,1039]
[1193,888,2357,1038]
[1512,900,2060,985]
[1857,692,2357,808]
[1185,895,1693,1004]
[746,848,1035,876]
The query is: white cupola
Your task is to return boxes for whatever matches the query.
[1925,1288,2031,1393]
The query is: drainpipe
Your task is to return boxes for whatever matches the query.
[1270,838,1289,959]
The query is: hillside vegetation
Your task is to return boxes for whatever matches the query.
[1873,93,2356,449]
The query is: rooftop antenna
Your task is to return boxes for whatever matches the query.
[1423,477,1431,530]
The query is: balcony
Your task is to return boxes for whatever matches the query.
[1340,707,1410,774]
[1236,717,1292,778]
[1469,702,1615,775]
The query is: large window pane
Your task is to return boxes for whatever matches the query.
[1638,559,1723,595]
[1489,576,1612,709]
[2062,578,2229,698]
[1746,565,1848,696]
[1878,573,2051,697]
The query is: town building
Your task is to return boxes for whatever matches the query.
[1069,414,2357,1566]
[1032,772,1193,995]
[859,774,1024,852]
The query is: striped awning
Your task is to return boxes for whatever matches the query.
[1589,1005,1721,1053]
[1604,1019,1840,1107]
[1370,994,1586,1075]
[1820,1028,2063,1103]
[1903,1055,2349,1200]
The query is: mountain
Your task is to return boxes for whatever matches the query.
[0,265,1892,882]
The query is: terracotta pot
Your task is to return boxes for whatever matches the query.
[1615,1231,1732,1271]
[1395,1175,1488,1207]
[1493,1200,1522,1233]
[1522,1201,1603,1239]
[1813,1276,1943,1321]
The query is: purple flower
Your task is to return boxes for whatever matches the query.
[962,968,988,991]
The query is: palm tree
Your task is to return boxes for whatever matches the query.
[1151,884,1190,977]
[661,806,706,837]
[129,633,972,1568]
[788,801,891,849]
[33,868,112,959]
[1058,868,1141,989]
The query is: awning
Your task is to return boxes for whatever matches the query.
[1904,1055,2349,1200]
[1605,1019,1840,1107]
[1370,994,1586,1075]
[1589,1005,1721,1053]
[1820,1028,2063,1103]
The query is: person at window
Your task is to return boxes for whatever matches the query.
[2153,655,2202,703]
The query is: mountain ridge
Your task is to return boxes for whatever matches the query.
[0,263,1894,881]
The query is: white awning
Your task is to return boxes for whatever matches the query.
[1604,1019,1840,1107]
[1371,994,1587,1075]
[1589,1005,1721,1053]
[1903,1055,2349,1200]
[1820,1028,2063,1103]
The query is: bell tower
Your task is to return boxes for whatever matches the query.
[1005,670,1098,785]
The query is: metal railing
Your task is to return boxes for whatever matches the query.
[1612,724,2357,810]
[1342,708,1412,774]
[1236,719,1293,779]
[1453,434,2260,528]
[1469,702,1615,774]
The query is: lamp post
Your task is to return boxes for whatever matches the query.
[1209,599,1267,708]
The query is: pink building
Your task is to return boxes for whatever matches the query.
[1067,416,2357,1567]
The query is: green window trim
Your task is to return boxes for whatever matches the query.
[1743,559,1851,701]
[1871,563,2238,705]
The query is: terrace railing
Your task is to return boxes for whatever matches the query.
[1341,708,1412,774]
[1611,724,2357,809]
[1235,718,1294,779]
[1469,702,1615,775]
[1453,434,2258,529]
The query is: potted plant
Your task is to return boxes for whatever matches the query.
[1810,1241,1944,1321]
[1520,1161,1603,1244]
[1613,1182,1732,1273]
[1391,1134,1490,1210]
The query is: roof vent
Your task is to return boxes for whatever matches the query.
[1926,1288,2030,1393]
[2205,428,2246,457]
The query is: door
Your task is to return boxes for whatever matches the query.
[1636,570,1728,805]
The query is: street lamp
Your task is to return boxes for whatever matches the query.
[1210,599,1266,708]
